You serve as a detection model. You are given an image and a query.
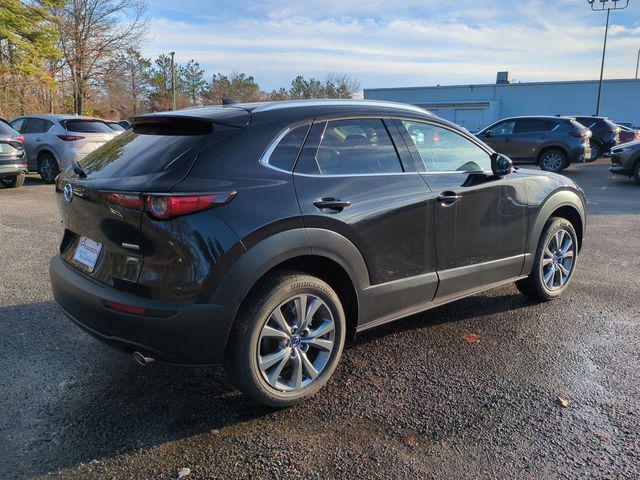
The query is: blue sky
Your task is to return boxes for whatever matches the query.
[145,0,640,91]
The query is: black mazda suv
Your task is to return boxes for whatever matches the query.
[50,100,586,407]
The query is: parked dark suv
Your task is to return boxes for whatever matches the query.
[0,119,27,188]
[477,116,592,173]
[574,116,620,160]
[50,100,586,407]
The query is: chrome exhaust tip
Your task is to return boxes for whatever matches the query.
[133,351,155,366]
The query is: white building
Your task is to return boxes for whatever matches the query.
[363,72,640,132]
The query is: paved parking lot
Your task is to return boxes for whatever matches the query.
[2,160,639,479]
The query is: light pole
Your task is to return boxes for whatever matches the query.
[587,0,630,115]
[169,51,176,111]
[636,47,639,79]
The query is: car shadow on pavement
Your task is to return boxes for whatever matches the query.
[1,301,272,479]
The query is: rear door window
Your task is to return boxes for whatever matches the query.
[297,118,403,175]
[23,118,53,134]
[515,119,557,133]
[489,120,516,136]
[64,120,114,133]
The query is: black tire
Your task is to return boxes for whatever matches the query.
[633,162,640,185]
[39,153,59,184]
[538,149,567,173]
[589,141,602,161]
[516,217,578,301]
[224,271,346,408]
[0,173,25,188]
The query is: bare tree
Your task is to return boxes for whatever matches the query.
[52,0,148,114]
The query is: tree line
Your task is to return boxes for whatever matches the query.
[0,0,360,120]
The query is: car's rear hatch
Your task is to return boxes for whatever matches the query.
[61,119,120,158]
[55,108,249,291]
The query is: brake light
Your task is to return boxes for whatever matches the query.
[98,191,237,218]
[57,135,85,141]
[146,192,236,220]
[100,192,145,209]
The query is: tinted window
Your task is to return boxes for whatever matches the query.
[23,118,53,134]
[64,119,114,133]
[401,120,491,173]
[308,119,402,175]
[107,123,126,131]
[489,120,516,135]
[0,120,19,137]
[268,125,310,171]
[10,118,25,133]
[515,119,557,133]
[80,130,207,179]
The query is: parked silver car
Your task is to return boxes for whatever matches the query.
[9,115,120,183]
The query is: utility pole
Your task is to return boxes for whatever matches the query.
[587,0,630,115]
[170,51,176,111]
[636,47,639,80]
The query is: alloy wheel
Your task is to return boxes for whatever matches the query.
[541,228,575,290]
[40,157,57,183]
[542,152,563,172]
[590,143,601,161]
[257,294,335,392]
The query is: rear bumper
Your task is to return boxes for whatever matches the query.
[0,163,28,176]
[50,255,235,365]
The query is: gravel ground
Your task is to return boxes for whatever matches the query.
[1,160,639,479]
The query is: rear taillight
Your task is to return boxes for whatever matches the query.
[13,135,25,143]
[100,191,236,219]
[100,192,145,209]
[146,193,236,220]
[570,131,590,138]
[57,135,85,141]
[635,132,640,141]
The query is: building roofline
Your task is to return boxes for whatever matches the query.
[364,77,640,93]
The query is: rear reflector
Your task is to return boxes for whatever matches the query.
[104,300,146,315]
[58,135,85,141]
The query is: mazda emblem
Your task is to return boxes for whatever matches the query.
[63,184,73,203]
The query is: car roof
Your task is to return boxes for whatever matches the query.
[135,99,438,128]
[12,114,104,121]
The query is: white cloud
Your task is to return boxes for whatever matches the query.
[144,1,640,90]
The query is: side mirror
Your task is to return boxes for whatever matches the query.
[491,153,513,177]
[484,130,493,138]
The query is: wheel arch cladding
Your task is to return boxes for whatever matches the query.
[211,228,368,345]
[524,189,585,273]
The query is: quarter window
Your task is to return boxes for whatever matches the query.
[267,125,310,172]
[401,121,491,173]
[306,119,402,175]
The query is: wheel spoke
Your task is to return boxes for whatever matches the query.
[555,231,565,252]
[306,319,334,339]
[560,237,573,254]
[260,325,289,340]
[542,257,553,266]
[301,297,322,330]
[555,266,563,286]
[290,349,303,389]
[558,262,571,276]
[544,266,555,288]
[270,307,292,336]
[267,349,291,387]
[303,337,333,352]
[300,351,319,379]
[294,295,308,329]
[259,347,290,370]
[561,250,574,259]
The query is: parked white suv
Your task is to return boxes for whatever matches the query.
[9,115,120,183]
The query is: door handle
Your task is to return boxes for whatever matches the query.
[314,198,351,211]
[438,191,462,205]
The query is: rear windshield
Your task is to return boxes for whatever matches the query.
[107,123,126,131]
[79,130,206,179]
[0,120,18,137]
[64,119,114,134]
